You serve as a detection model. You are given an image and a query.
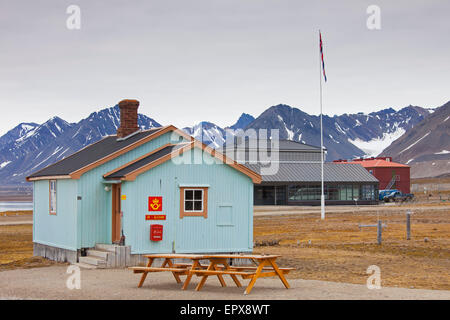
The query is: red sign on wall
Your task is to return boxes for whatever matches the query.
[145,214,166,220]
[148,196,162,211]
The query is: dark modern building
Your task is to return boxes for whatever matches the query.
[221,139,379,205]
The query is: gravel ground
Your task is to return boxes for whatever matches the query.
[1,266,449,300]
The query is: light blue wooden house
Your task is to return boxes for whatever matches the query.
[27,99,261,267]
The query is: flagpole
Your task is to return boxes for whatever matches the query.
[319,30,325,220]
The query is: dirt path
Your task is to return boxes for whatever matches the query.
[0,221,32,226]
[0,266,449,300]
[0,213,32,226]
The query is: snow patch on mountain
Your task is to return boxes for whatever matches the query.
[335,123,346,135]
[0,161,11,169]
[16,127,38,143]
[348,127,406,157]
[399,131,431,154]
[277,115,296,140]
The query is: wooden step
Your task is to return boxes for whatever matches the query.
[79,256,106,268]
[74,262,98,270]
[87,249,110,260]
[95,244,118,253]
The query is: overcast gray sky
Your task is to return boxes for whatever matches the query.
[0,0,448,135]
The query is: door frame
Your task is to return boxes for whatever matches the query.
[111,183,122,243]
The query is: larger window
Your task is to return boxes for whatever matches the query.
[49,180,57,215]
[287,184,373,202]
[254,186,287,205]
[361,184,375,200]
[180,187,208,218]
[288,184,321,201]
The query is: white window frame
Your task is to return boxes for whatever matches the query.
[183,188,204,213]
[49,180,57,214]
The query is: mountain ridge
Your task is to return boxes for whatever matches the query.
[0,105,161,186]
[0,102,440,186]
[379,101,450,178]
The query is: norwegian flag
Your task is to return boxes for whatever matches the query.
[319,32,327,82]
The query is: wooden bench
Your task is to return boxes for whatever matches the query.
[129,254,207,288]
[188,254,294,294]
[129,253,295,294]
[130,266,190,275]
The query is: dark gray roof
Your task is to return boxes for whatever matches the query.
[245,162,379,183]
[104,143,188,179]
[27,128,163,178]
[219,139,322,153]
[263,140,321,151]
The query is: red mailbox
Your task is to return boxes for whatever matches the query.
[150,224,163,241]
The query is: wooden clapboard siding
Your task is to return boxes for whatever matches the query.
[121,147,254,255]
[77,131,186,248]
[33,179,78,251]
[32,130,188,251]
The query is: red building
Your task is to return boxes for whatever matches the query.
[334,157,411,194]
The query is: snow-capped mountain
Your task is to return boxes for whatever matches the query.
[0,105,161,186]
[181,105,431,161]
[0,117,74,165]
[0,102,437,187]
[182,121,227,149]
[339,106,431,157]
[226,113,255,131]
[182,113,256,149]
[379,101,449,178]
[245,104,431,160]
[0,122,39,150]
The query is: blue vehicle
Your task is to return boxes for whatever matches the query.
[379,189,399,201]
[379,189,414,202]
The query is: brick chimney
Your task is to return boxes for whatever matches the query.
[117,99,139,138]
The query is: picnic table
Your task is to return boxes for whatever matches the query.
[129,254,206,288]
[192,254,292,294]
[129,253,294,294]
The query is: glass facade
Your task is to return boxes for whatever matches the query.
[255,183,377,205]
[254,186,287,205]
[287,183,377,202]
[361,184,376,200]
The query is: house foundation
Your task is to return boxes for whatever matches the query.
[33,242,78,264]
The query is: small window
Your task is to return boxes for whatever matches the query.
[184,189,204,212]
[180,187,208,218]
[49,180,57,215]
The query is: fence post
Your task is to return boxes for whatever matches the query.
[406,211,411,240]
[377,220,382,245]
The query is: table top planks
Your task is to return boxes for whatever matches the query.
[142,253,281,260]
[143,253,206,259]
[202,254,281,260]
